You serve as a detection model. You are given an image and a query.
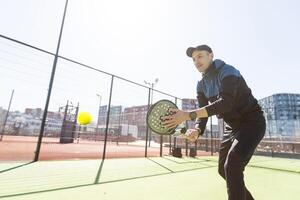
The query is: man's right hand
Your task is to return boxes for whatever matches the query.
[185,129,201,142]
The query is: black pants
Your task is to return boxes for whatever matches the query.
[218,114,266,200]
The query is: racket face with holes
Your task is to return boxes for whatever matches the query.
[146,99,178,135]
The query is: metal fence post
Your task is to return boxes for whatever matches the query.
[34,0,68,162]
[102,75,114,160]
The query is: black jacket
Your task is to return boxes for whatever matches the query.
[196,59,262,134]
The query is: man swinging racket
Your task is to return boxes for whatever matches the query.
[162,45,266,200]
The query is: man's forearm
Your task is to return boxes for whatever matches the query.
[183,107,209,121]
[195,107,208,118]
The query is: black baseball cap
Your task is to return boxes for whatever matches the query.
[186,45,213,57]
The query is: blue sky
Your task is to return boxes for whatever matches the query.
[0,0,299,115]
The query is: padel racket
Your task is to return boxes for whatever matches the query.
[146,99,187,137]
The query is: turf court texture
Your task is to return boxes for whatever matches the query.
[0,156,299,200]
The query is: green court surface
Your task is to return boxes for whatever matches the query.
[0,156,299,200]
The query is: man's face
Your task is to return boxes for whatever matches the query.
[192,50,213,73]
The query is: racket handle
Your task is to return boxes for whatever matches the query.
[173,127,187,137]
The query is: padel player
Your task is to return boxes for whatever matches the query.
[163,45,266,200]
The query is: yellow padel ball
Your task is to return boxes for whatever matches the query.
[77,112,93,125]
